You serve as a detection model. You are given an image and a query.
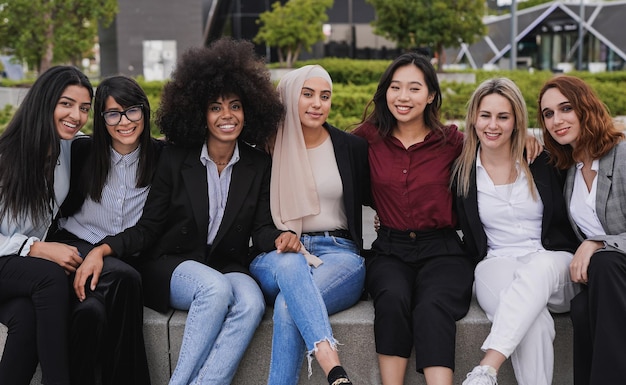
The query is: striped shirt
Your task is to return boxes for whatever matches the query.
[200,142,240,245]
[59,145,150,244]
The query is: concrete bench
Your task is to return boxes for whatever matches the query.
[0,209,574,384]
[2,296,573,385]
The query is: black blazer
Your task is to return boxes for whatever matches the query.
[455,151,580,265]
[325,123,371,251]
[100,140,283,312]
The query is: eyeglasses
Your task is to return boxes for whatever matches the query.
[101,105,144,126]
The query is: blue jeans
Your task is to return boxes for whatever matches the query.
[169,260,265,385]
[249,234,365,385]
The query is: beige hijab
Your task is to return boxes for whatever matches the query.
[270,65,333,267]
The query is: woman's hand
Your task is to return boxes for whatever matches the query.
[73,244,112,301]
[275,231,301,253]
[570,240,604,283]
[524,134,543,164]
[28,241,82,273]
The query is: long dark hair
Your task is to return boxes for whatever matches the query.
[88,75,155,201]
[360,52,445,138]
[0,66,93,226]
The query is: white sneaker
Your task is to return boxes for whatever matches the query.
[461,365,498,385]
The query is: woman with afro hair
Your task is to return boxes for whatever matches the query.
[80,37,299,385]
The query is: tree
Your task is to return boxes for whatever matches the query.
[0,0,117,73]
[254,0,333,68]
[366,0,486,71]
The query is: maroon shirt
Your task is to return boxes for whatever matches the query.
[353,122,463,231]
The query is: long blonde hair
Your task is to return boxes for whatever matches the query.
[452,77,536,199]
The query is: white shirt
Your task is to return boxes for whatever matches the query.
[569,159,606,238]
[201,142,240,245]
[0,139,73,257]
[476,151,544,258]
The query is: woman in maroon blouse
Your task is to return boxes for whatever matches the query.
[353,52,474,385]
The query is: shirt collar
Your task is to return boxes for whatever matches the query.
[476,147,520,170]
[111,144,141,166]
[575,158,599,171]
[200,142,241,167]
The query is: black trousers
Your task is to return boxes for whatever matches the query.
[365,227,474,373]
[50,230,151,385]
[571,250,626,385]
[0,255,70,385]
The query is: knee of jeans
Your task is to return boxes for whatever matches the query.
[272,251,307,272]
[196,274,233,307]
[241,294,265,322]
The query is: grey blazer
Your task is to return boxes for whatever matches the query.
[564,140,626,253]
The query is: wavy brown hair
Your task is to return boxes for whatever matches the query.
[538,75,623,169]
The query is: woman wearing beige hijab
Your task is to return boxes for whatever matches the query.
[249,65,370,385]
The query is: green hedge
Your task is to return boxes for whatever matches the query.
[3,63,626,135]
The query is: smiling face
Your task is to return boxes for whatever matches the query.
[474,93,515,152]
[206,95,244,145]
[103,96,144,154]
[298,77,331,131]
[54,85,92,140]
[385,64,434,128]
[540,87,581,148]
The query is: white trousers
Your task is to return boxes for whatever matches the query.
[475,250,578,385]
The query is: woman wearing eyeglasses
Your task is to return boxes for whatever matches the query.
[79,38,293,385]
[48,76,163,385]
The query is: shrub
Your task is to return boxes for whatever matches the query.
[3,66,626,135]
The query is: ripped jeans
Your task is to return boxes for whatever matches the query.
[250,234,365,385]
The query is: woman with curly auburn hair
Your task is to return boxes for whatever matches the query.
[81,37,298,385]
[538,75,626,385]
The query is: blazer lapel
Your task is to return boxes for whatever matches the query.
[466,164,482,240]
[328,128,354,225]
[211,147,255,247]
[596,146,616,229]
[531,161,554,235]
[182,149,209,241]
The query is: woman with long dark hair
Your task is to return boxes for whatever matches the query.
[49,75,162,385]
[80,38,296,385]
[0,66,93,385]
[353,53,474,385]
